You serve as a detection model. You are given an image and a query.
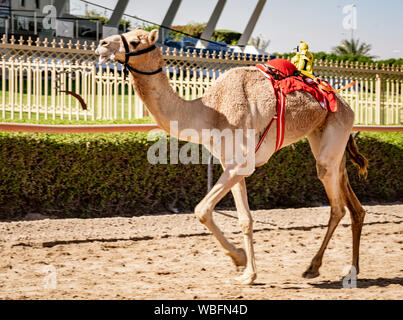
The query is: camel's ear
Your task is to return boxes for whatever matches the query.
[148,29,158,45]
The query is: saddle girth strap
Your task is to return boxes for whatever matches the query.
[255,64,286,153]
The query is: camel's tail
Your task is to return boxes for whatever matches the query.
[346,134,368,179]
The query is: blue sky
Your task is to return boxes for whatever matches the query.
[70,0,403,59]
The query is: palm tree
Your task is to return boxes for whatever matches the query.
[332,39,375,58]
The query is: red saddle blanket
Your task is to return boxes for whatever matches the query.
[256,59,338,113]
[254,59,338,153]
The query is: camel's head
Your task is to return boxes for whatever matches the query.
[95,28,161,67]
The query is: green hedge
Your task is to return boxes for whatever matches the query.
[0,132,401,219]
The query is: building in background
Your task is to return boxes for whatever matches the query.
[0,0,104,40]
[0,0,269,59]
[0,0,11,17]
[4,0,70,16]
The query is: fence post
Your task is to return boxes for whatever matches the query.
[11,13,14,34]
[207,154,214,192]
[401,79,403,124]
[34,12,37,34]
[96,21,99,42]
[5,18,8,41]
[375,74,384,125]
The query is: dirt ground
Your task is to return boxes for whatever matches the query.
[0,204,401,300]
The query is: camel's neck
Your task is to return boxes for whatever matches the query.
[130,70,215,140]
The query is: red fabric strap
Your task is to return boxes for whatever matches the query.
[254,59,338,154]
[276,89,286,151]
[255,64,286,153]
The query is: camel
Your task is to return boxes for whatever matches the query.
[95,28,368,285]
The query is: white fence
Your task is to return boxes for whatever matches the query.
[0,35,402,125]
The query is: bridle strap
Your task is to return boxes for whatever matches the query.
[119,34,162,76]
[120,35,130,63]
[125,64,163,76]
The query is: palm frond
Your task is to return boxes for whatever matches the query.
[332,38,375,58]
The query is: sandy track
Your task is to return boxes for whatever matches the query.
[0,204,402,300]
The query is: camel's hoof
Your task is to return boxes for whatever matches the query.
[234,272,257,285]
[227,248,247,267]
[302,267,320,279]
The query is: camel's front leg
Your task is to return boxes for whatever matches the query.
[231,178,257,284]
[195,163,251,278]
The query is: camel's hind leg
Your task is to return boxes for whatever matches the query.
[303,122,352,278]
[341,167,366,274]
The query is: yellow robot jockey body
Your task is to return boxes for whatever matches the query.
[291,41,356,93]
[291,41,314,78]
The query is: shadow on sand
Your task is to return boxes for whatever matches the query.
[307,277,403,289]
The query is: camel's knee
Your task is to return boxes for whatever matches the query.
[195,202,212,224]
[316,160,338,181]
[238,214,253,235]
[330,205,346,221]
[316,162,330,180]
[316,162,327,180]
[350,208,366,225]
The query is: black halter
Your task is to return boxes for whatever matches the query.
[119,34,162,77]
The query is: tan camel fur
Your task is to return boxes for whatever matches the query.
[95,28,368,285]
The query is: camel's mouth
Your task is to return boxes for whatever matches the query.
[95,46,116,65]
[98,53,115,65]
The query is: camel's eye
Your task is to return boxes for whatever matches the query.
[130,41,140,48]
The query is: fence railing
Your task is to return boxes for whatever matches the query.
[0,35,402,125]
